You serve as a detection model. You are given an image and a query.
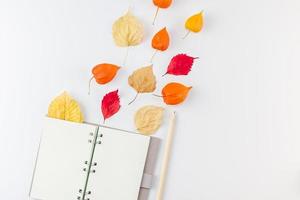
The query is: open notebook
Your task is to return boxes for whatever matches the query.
[30,117,160,200]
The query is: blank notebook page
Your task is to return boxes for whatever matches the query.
[30,118,98,200]
[86,126,150,200]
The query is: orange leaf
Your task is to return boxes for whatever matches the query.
[89,63,120,94]
[151,27,170,51]
[153,0,172,8]
[92,63,120,84]
[152,0,172,25]
[161,82,192,105]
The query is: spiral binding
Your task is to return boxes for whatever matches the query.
[77,189,91,200]
[76,131,103,200]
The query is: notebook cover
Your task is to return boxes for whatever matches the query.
[138,137,161,200]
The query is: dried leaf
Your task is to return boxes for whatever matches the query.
[163,54,198,76]
[48,91,84,123]
[185,12,204,33]
[128,65,156,104]
[152,0,173,25]
[101,90,121,122]
[128,65,156,93]
[134,105,164,135]
[161,82,192,105]
[89,63,120,94]
[152,27,170,51]
[112,11,144,47]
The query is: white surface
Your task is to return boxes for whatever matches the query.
[0,0,300,199]
[30,118,98,200]
[88,126,150,200]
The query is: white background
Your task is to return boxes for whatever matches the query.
[1,0,300,199]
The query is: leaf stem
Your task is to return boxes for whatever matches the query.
[162,72,167,77]
[182,30,191,40]
[153,94,164,98]
[150,50,158,63]
[153,94,177,98]
[88,76,94,95]
[128,92,139,105]
[123,46,129,67]
[152,7,159,25]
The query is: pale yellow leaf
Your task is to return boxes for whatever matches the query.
[128,65,156,93]
[48,91,84,123]
[112,11,144,47]
[135,105,164,135]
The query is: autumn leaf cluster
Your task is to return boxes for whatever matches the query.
[47,2,205,136]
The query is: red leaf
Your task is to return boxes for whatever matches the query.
[164,54,198,76]
[101,90,121,122]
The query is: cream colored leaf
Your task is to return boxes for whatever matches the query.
[128,65,156,93]
[48,91,84,123]
[112,11,144,47]
[135,105,164,135]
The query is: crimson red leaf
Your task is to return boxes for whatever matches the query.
[164,54,198,76]
[101,90,121,122]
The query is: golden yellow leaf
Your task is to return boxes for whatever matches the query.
[185,11,204,33]
[48,92,84,123]
[128,65,156,93]
[134,105,164,135]
[112,11,144,47]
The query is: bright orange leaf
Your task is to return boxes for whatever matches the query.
[152,27,170,51]
[88,63,120,94]
[161,82,192,105]
[152,0,173,25]
[153,0,172,8]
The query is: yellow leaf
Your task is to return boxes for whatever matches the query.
[185,11,204,33]
[134,105,164,135]
[48,92,84,123]
[112,11,144,47]
[128,65,156,93]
